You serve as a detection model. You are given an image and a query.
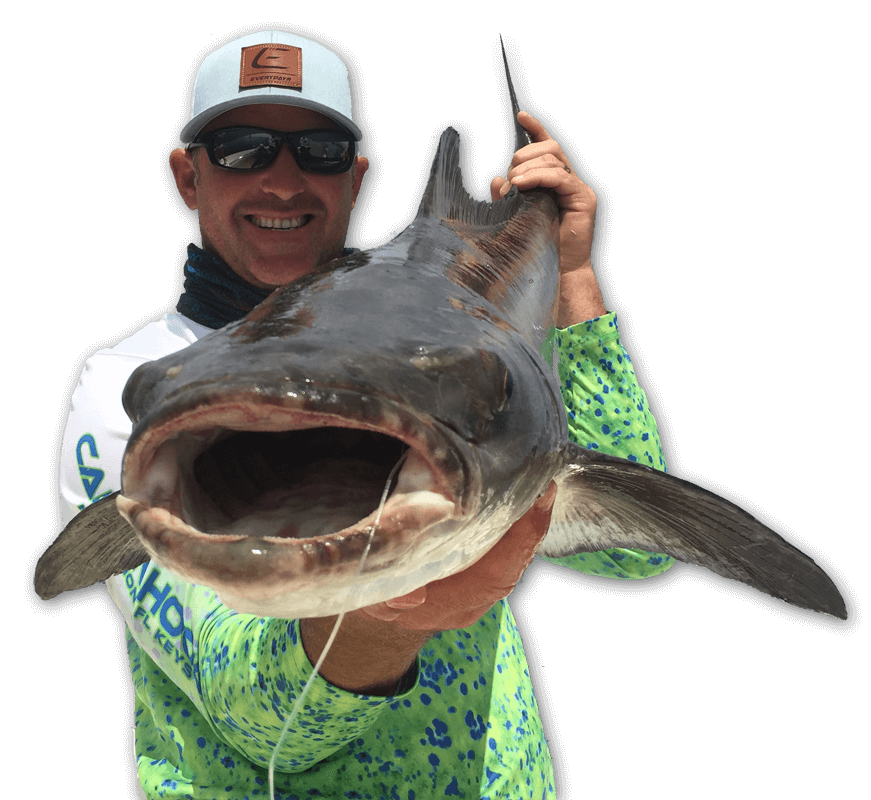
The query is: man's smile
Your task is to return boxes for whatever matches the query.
[247,214,313,230]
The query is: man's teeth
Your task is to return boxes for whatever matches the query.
[251,216,309,229]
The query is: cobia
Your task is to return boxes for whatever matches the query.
[35,47,847,622]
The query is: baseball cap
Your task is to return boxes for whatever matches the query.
[180,30,361,143]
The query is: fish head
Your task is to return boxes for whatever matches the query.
[116,150,566,618]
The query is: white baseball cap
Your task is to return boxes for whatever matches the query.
[180,30,361,143]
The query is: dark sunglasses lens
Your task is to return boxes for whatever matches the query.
[209,129,278,170]
[293,131,354,173]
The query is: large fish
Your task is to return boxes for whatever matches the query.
[35,49,847,621]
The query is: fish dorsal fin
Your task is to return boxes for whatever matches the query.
[415,127,526,229]
[412,125,559,345]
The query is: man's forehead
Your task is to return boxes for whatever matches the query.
[201,103,344,135]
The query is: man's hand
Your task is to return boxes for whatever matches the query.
[301,483,557,695]
[491,111,606,327]
[359,482,557,631]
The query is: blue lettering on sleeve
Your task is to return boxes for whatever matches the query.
[75,434,106,500]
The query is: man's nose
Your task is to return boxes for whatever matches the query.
[259,143,306,200]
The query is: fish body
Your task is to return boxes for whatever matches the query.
[35,52,847,621]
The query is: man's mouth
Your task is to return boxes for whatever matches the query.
[248,215,312,230]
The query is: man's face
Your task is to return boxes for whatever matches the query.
[171,104,368,288]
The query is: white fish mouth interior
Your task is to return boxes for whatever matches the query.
[137,426,447,540]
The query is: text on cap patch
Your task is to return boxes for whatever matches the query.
[239,44,302,89]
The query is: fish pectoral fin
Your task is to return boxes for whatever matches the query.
[542,443,847,619]
[34,492,149,600]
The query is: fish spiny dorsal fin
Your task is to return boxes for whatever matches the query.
[414,127,526,228]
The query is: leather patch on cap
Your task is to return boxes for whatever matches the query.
[239,44,302,89]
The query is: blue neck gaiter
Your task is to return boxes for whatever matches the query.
[176,243,359,330]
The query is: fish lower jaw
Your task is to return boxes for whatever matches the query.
[115,477,461,617]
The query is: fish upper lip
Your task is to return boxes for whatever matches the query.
[122,383,477,532]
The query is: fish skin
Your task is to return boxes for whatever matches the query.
[34,53,848,621]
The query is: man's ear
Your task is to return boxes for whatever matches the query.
[170,148,198,210]
[350,155,369,209]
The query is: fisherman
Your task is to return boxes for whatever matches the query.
[58,30,673,798]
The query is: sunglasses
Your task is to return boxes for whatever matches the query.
[188,126,356,174]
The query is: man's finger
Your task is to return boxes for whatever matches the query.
[517,110,551,144]
[490,175,508,202]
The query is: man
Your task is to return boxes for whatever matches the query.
[59,30,672,798]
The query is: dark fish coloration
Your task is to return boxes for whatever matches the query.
[35,46,847,621]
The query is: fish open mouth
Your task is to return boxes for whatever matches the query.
[116,398,472,615]
[188,427,410,539]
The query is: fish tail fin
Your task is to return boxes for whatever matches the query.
[500,35,533,150]
[543,443,848,619]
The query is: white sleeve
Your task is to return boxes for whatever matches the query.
[58,350,142,526]
[58,314,207,526]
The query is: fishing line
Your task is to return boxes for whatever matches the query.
[268,450,408,799]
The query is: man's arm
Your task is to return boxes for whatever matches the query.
[557,256,607,328]
[300,612,428,695]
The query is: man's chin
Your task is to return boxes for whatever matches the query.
[201,232,344,290]
[235,250,327,289]
[244,264,315,289]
